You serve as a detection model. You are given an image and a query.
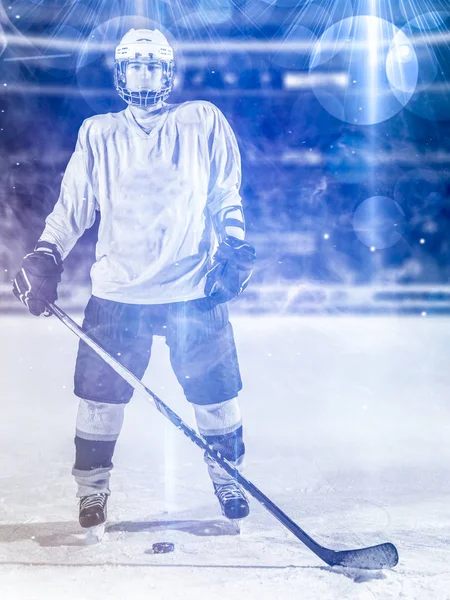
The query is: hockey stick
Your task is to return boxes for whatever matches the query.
[48,301,398,570]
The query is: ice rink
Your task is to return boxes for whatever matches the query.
[1,312,450,599]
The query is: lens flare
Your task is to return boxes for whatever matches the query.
[310,16,418,125]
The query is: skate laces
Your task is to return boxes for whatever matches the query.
[215,482,246,503]
[80,493,107,511]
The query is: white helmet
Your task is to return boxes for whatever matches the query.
[114,28,174,107]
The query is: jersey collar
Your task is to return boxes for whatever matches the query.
[125,104,171,139]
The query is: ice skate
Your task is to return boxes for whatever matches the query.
[214,481,249,522]
[79,493,108,541]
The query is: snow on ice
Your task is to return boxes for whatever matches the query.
[0,313,449,599]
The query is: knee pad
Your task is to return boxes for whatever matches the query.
[193,397,242,437]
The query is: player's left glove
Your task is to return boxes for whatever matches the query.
[205,236,256,305]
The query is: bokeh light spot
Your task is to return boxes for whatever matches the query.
[310,16,418,125]
[353,196,406,250]
[402,12,450,121]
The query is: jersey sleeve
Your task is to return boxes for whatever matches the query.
[38,120,98,260]
[206,105,244,219]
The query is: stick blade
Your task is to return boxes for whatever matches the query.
[325,542,398,570]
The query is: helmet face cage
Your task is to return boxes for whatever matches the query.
[113,30,175,108]
[114,59,174,107]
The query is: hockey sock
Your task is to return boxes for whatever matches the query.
[193,399,245,485]
[72,399,125,497]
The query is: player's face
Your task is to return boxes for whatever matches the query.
[125,61,163,92]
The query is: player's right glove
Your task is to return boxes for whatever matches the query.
[12,241,63,316]
[205,236,256,305]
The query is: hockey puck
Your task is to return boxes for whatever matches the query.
[151,542,175,554]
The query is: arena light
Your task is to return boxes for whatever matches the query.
[284,71,349,89]
[3,53,72,62]
[3,31,450,54]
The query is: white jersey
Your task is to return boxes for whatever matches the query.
[39,101,243,304]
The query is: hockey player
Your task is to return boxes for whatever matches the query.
[13,28,255,530]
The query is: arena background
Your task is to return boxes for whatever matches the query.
[0,0,450,314]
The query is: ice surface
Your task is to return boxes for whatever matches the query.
[0,313,449,599]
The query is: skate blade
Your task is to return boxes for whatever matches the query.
[227,519,242,535]
[83,522,106,544]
